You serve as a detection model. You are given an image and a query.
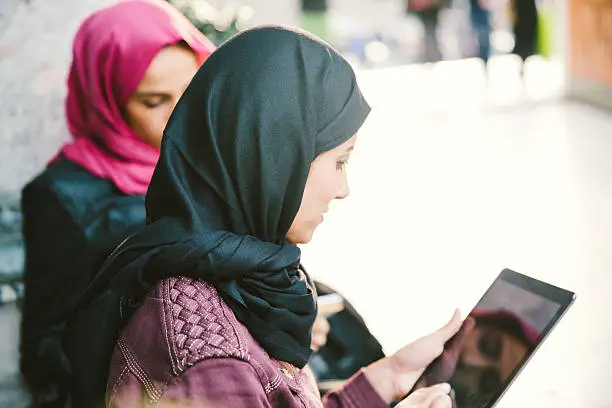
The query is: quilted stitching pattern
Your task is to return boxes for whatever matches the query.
[164,277,248,371]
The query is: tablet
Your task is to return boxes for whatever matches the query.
[412,268,575,408]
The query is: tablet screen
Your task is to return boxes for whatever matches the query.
[413,270,574,408]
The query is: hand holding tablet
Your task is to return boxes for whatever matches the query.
[406,269,576,408]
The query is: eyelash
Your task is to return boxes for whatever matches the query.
[336,160,348,171]
[142,99,167,109]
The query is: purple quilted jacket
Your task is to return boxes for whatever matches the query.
[106,277,388,408]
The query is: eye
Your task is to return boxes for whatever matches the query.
[141,97,168,109]
[477,331,503,360]
[336,160,348,171]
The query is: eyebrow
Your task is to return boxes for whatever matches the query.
[133,91,171,98]
[344,146,355,153]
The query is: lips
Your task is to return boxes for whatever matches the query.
[319,209,328,223]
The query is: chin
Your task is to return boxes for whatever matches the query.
[286,228,315,245]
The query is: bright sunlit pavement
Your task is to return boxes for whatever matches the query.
[301,57,611,408]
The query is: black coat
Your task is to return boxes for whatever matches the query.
[20,157,146,400]
[511,0,539,60]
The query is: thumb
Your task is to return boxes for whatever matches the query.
[393,309,464,370]
[431,309,463,345]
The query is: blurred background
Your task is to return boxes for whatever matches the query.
[1,0,611,407]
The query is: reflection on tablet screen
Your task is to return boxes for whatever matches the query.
[415,278,563,408]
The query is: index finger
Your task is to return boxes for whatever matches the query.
[398,383,451,407]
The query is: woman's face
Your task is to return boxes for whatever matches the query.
[451,324,530,405]
[286,136,356,244]
[124,44,199,149]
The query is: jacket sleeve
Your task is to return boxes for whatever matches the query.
[322,370,388,408]
[20,181,91,347]
[20,181,94,387]
[157,358,272,408]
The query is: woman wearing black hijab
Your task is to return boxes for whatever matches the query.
[64,26,464,408]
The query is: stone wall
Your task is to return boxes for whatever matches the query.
[0,0,115,286]
[0,0,117,196]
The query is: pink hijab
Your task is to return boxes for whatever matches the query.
[60,0,215,195]
[472,309,540,346]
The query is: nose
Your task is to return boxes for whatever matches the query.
[336,172,350,200]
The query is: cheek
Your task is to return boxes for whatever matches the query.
[128,108,169,148]
[500,339,528,380]
[148,110,171,136]
[321,172,342,202]
[296,190,319,223]
[142,108,170,134]
[307,173,336,211]
[287,162,341,243]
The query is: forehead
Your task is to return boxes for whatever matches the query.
[328,135,357,154]
[137,45,198,90]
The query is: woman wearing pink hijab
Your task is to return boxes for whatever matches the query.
[19,2,214,406]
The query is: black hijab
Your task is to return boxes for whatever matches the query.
[64,26,370,406]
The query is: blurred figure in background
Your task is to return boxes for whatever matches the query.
[300,0,331,43]
[19,1,214,406]
[509,0,539,77]
[470,0,492,70]
[406,0,445,63]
